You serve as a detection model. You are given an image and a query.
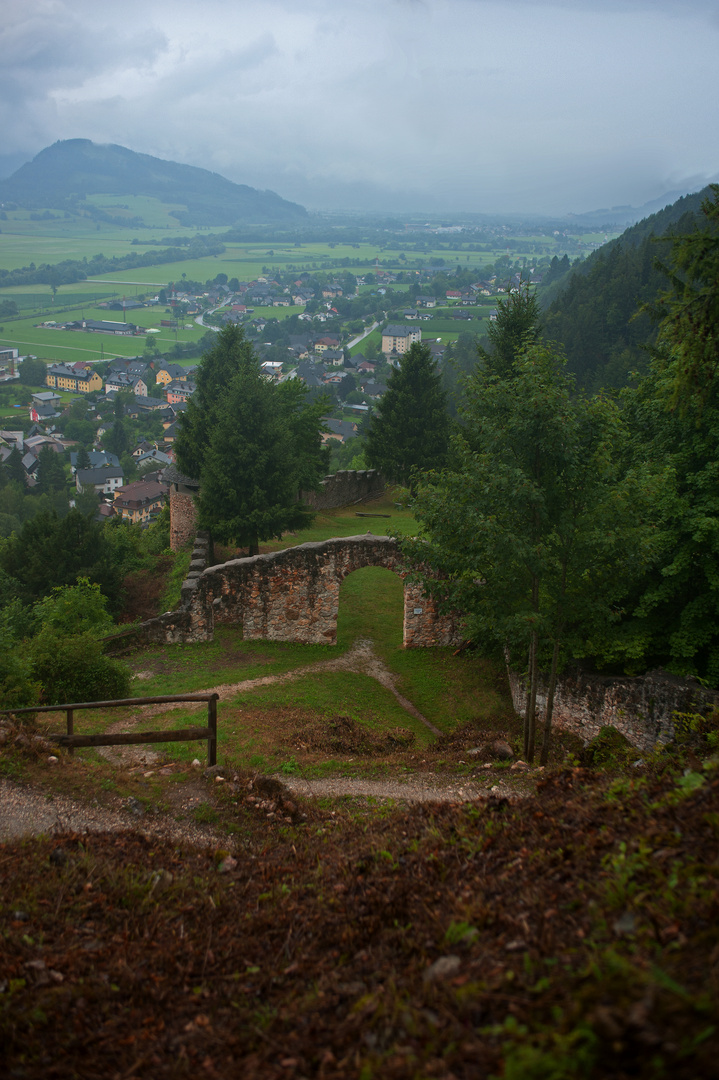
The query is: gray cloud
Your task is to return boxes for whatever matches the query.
[1,0,718,214]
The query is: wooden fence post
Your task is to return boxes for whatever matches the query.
[66,708,74,756]
[207,695,217,767]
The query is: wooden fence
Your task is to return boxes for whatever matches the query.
[1,694,219,766]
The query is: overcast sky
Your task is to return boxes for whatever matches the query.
[2,0,718,215]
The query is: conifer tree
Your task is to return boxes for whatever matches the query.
[365,342,449,491]
[176,324,328,554]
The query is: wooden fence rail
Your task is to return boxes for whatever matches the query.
[0,694,219,766]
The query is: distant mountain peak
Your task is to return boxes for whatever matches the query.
[0,139,308,226]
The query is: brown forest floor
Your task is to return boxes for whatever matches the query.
[1,757,718,1079]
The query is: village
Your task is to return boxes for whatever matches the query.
[0,257,516,528]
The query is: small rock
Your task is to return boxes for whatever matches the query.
[149,869,174,895]
[467,747,483,757]
[204,764,228,778]
[510,760,529,771]
[214,775,225,783]
[505,938,528,952]
[490,785,501,793]
[218,855,237,874]
[47,755,59,765]
[126,797,145,817]
[424,955,461,982]
[24,959,50,986]
[613,911,637,936]
[491,740,514,761]
[191,759,201,768]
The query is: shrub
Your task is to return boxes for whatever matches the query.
[30,629,131,705]
[580,725,634,768]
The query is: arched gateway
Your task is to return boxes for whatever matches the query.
[157,534,461,647]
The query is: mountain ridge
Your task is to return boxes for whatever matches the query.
[0,139,308,226]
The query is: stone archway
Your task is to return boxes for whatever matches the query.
[181,534,461,647]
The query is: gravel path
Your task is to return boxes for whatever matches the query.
[0,776,230,847]
[281,773,516,803]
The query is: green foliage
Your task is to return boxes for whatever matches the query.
[33,579,115,638]
[365,341,450,489]
[648,184,719,408]
[580,726,634,769]
[402,342,658,760]
[18,356,46,385]
[35,445,66,497]
[177,325,328,552]
[1,509,123,609]
[0,604,40,708]
[614,335,719,683]
[542,186,712,391]
[480,283,542,378]
[28,628,131,705]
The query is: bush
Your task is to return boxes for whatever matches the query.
[580,725,634,768]
[30,629,131,705]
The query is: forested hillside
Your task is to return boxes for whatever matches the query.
[542,186,712,390]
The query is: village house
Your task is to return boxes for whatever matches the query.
[165,381,195,404]
[113,479,169,526]
[46,364,103,394]
[76,465,125,496]
[155,362,191,386]
[381,324,421,356]
[69,450,120,474]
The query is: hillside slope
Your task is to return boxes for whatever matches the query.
[541,186,712,390]
[0,139,308,226]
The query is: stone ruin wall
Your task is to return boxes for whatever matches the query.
[137,534,462,650]
[169,487,199,552]
[508,665,719,751]
[169,469,385,552]
[302,469,385,511]
[138,528,713,752]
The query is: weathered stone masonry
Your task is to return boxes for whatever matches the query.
[508,665,719,751]
[138,534,461,649]
[166,466,385,552]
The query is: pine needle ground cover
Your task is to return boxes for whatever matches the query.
[1,762,717,1079]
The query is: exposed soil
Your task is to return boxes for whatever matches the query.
[0,763,716,1078]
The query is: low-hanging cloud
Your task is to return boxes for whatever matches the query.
[2,0,718,214]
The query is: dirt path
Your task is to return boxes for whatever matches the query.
[132,638,440,733]
[0,639,523,842]
[107,638,441,770]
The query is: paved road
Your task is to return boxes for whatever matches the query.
[346,321,380,349]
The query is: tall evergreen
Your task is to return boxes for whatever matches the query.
[176,324,328,554]
[365,342,450,491]
[479,284,542,378]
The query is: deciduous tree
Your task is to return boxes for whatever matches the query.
[402,343,656,762]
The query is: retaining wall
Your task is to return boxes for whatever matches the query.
[508,665,719,751]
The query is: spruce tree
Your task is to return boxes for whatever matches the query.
[177,324,328,554]
[365,342,449,491]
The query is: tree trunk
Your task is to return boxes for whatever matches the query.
[540,636,561,766]
[526,628,538,762]
[249,537,259,557]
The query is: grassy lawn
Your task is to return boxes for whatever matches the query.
[50,489,514,776]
